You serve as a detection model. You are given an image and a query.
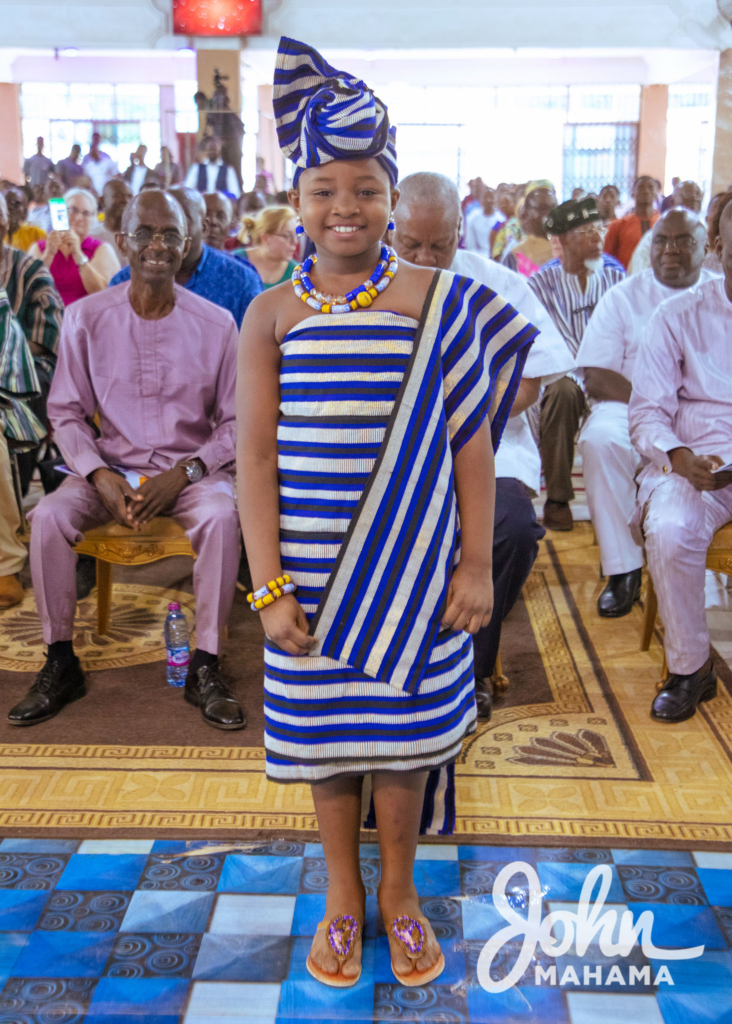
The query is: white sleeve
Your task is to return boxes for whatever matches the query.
[490,271,575,383]
[227,166,242,198]
[184,164,198,189]
[575,287,628,377]
[628,308,685,468]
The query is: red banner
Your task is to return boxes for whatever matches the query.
[173,0,262,36]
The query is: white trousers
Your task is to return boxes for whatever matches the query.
[643,473,732,675]
[578,401,644,575]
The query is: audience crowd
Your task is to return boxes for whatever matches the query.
[2,134,731,732]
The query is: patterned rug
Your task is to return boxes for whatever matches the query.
[1,524,731,846]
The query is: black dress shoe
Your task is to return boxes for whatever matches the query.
[76,555,97,601]
[651,661,717,723]
[597,568,642,618]
[475,677,493,720]
[185,660,246,730]
[8,656,87,726]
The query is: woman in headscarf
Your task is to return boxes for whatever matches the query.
[499,179,557,276]
[236,36,537,992]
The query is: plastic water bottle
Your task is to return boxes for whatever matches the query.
[164,602,190,686]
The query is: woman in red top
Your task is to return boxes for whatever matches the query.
[29,187,120,305]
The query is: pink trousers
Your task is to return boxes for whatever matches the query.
[29,471,239,654]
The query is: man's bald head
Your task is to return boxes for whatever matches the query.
[397,173,461,224]
[650,208,706,288]
[121,188,186,235]
[393,173,462,269]
[166,186,205,272]
[675,180,703,214]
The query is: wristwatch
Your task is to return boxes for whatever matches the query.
[75,254,89,267]
[180,460,204,484]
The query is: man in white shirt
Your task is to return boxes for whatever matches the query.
[81,134,119,197]
[628,204,732,723]
[465,186,504,257]
[184,136,241,199]
[393,172,575,718]
[577,209,716,618]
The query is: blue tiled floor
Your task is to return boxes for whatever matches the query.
[0,839,729,1022]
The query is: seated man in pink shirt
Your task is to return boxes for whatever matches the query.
[9,190,244,731]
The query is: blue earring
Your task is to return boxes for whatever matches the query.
[387,220,395,232]
[296,222,305,236]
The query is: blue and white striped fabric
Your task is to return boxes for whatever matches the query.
[528,255,625,357]
[273,36,398,187]
[263,271,538,824]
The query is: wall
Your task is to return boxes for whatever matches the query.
[0,83,23,182]
[1,0,731,52]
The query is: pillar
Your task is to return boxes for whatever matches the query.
[196,49,241,140]
[0,84,23,185]
[637,85,668,186]
[712,49,732,196]
[257,85,285,192]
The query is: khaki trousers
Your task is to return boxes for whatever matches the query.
[0,432,27,577]
[539,376,587,504]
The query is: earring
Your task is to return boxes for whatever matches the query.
[296,221,305,236]
[387,219,395,232]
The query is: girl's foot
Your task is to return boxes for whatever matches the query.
[378,883,443,983]
[307,885,365,985]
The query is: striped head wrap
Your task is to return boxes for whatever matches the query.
[516,179,556,216]
[273,36,398,187]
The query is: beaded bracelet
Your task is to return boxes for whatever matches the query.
[247,575,297,612]
[249,582,297,611]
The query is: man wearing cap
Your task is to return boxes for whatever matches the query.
[576,209,713,618]
[528,197,625,531]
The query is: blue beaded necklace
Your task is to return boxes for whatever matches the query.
[292,243,398,314]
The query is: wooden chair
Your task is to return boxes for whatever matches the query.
[74,518,195,635]
[640,522,732,672]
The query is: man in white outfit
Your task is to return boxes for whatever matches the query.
[628,203,732,723]
[393,172,575,718]
[577,208,716,618]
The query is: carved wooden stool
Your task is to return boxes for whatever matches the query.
[74,518,194,635]
[640,521,732,682]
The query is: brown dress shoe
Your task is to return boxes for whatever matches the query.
[543,500,573,532]
[0,574,23,609]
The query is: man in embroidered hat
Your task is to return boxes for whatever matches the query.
[528,197,625,531]
[237,36,538,993]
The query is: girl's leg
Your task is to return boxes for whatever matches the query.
[308,773,366,979]
[372,770,442,977]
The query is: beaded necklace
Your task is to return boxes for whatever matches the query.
[292,243,398,314]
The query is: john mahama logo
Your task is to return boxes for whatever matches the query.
[477,862,704,993]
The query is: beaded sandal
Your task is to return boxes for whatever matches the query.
[389,914,445,987]
[306,914,362,988]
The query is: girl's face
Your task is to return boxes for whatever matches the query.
[290,158,398,258]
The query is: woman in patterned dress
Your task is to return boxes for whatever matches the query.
[236,37,536,990]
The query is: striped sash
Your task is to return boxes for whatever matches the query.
[309,269,538,695]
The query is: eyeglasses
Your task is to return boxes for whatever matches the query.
[68,206,95,219]
[652,236,698,251]
[571,223,605,239]
[273,232,298,244]
[125,229,189,247]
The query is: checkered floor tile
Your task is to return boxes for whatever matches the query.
[0,839,729,1022]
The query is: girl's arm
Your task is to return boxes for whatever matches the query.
[236,295,316,656]
[441,418,495,634]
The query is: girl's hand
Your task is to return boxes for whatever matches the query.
[441,560,494,635]
[260,593,318,656]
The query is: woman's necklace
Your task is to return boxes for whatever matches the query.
[292,243,398,314]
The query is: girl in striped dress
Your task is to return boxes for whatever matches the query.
[237,37,537,991]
